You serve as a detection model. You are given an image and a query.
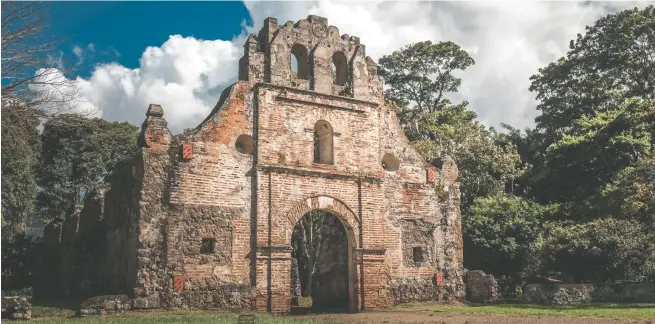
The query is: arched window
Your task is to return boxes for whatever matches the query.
[332,51,348,86]
[313,120,333,164]
[291,44,310,80]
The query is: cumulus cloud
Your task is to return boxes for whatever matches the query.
[72,36,243,133]
[61,1,652,134]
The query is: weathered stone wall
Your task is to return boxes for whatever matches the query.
[388,277,443,304]
[518,283,655,304]
[1,294,31,320]
[131,104,173,310]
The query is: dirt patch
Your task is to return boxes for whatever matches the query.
[291,310,651,324]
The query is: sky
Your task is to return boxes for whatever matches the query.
[39,0,653,134]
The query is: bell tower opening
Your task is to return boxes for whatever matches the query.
[291,44,310,80]
[332,51,348,86]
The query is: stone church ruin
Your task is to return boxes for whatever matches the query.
[42,15,465,314]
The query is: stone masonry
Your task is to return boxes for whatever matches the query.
[52,15,465,314]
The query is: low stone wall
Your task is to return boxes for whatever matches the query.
[1,296,31,320]
[518,282,655,305]
[79,294,131,316]
[1,288,32,320]
[79,282,253,317]
[174,282,252,309]
[464,270,498,303]
[388,277,442,304]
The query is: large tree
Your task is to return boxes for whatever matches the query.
[528,5,655,215]
[1,1,82,238]
[37,115,139,220]
[379,41,476,142]
[1,98,41,238]
[463,195,558,280]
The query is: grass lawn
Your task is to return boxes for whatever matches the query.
[30,310,331,324]
[28,302,655,323]
[395,302,655,319]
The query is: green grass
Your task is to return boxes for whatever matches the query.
[395,302,655,319]
[30,310,330,324]
[28,302,655,323]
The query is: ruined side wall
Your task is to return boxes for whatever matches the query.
[167,82,253,284]
[153,82,255,309]
[377,104,465,303]
[132,105,173,309]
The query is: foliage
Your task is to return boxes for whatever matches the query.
[1,99,41,238]
[538,218,655,282]
[1,234,44,290]
[291,210,347,297]
[528,5,655,213]
[458,6,655,283]
[37,114,139,220]
[463,195,558,279]
[379,40,476,142]
[601,157,655,226]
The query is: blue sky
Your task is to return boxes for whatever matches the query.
[27,1,652,134]
[46,1,251,78]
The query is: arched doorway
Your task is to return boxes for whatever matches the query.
[290,209,350,313]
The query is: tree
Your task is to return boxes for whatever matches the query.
[1,1,86,238]
[37,115,139,220]
[601,157,655,226]
[528,5,655,213]
[1,99,41,238]
[539,218,655,283]
[463,195,558,280]
[379,41,476,142]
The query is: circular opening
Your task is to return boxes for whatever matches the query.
[382,153,400,172]
[235,134,254,155]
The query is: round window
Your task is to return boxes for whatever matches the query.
[235,134,254,155]
[382,153,399,172]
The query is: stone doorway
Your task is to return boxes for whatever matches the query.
[290,210,350,313]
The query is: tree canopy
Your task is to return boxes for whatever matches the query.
[37,114,139,220]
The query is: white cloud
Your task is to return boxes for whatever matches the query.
[61,1,652,134]
[73,45,84,64]
[73,43,96,65]
[72,35,242,133]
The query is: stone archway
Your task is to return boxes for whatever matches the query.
[285,196,359,313]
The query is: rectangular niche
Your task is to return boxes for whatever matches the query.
[400,218,436,268]
[201,237,216,254]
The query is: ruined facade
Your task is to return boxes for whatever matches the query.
[47,15,464,314]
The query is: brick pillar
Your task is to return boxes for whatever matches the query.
[357,249,391,310]
[254,245,292,314]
